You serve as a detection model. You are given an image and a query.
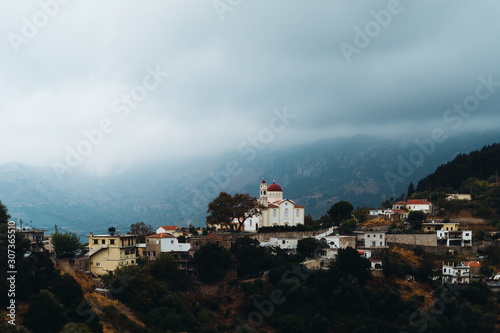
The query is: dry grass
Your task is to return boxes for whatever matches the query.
[389,246,422,267]
[70,271,146,332]
[362,218,393,228]
[392,279,435,309]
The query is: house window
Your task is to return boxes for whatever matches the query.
[380,242,383,246]
[171,240,174,244]
[380,235,383,239]
[156,240,159,245]
[153,251,156,257]
[125,250,129,255]
[131,260,134,264]
[282,240,286,244]
[101,239,106,244]
[367,235,370,238]
[95,262,100,266]
[284,208,289,217]
[110,239,115,245]
[296,209,300,217]
[93,239,98,245]
[131,248,135,254]
[273,209,277,217]
[250,220,253,227]
[371,241,376,247]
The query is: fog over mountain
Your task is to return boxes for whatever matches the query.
[2,2,500,237]
[2,131,499,237]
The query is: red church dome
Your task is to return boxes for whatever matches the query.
[267,181,282,192]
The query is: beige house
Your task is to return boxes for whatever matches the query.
[422,221,459,233]
[86,232,138,276]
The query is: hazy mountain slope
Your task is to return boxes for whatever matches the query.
[1,132,500,236]
[416,143,500,191]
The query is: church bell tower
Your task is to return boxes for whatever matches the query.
[259,178,268,207]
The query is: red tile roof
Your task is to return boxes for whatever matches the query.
[465,261,481,268]
[158,225,181,231]
[407,200,430,205]
[146,233,175,238]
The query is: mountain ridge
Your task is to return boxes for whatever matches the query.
[1,131,500,236]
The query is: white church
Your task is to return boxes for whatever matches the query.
[243,179,305,232]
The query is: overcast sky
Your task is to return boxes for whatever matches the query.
[1,0,500,174]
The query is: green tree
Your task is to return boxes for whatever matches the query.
[0,200,10,225]
[352,207,368,223]
[127,222,155,243]
[24,290,68,333]
[231,236,271,277]
[206,192,235,230]
[407,211,426,231]
[297,237,321,257]
[189,225,199,235]
[232,193,263,231]
[207,192,262,231]
[194,243,232,283]
[50,273,84,310]
[332,247,371,286]
[150,253,180,286]
[327,201,353,225]
[340,218,357,234]
[304,214,314,226]
[408,182,415,197]
[51,231,83,258]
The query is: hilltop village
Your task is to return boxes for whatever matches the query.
[3,171,500,332]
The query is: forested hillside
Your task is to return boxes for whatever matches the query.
[416,143,500,192]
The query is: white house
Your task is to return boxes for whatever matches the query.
[319,248,338,259]
[358,249,372,259]
[320,235,356,249]
[243,179,305,231]
[354,231,387,248]
[437,230,472,247]
[156,225,183,237]
[392,199,433,213]
[446,194,472,201]
[442,262,470,284]
[146,233,191,253]
[268,237,299,250]
[406,199,433,213]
